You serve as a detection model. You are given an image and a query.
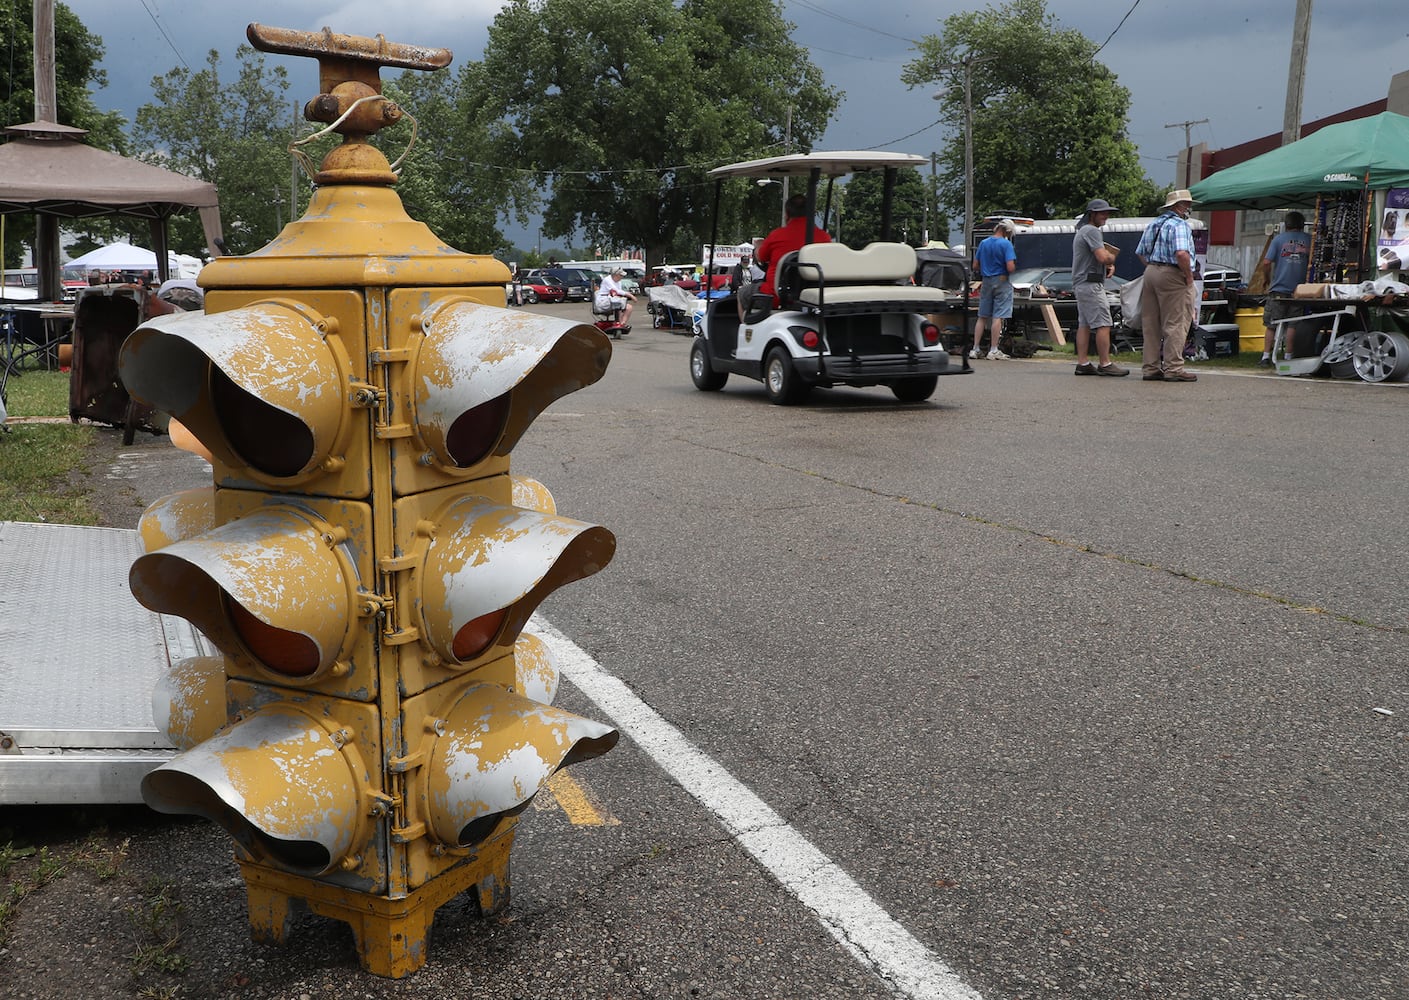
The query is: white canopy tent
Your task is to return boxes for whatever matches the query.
[67,242,203,279]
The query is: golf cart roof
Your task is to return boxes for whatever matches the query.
[708,151,928,180]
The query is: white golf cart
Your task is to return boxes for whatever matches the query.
[689,151,970,404]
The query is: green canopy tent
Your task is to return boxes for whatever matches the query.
[1189,111,1409,210]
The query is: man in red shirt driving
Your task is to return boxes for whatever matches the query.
[738,192,833,317]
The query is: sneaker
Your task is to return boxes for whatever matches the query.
[986,348,1009,360]
[1074,362,1098,376]
[1096,363,1130,377]
[969,348,982,359]
[1256,356,1274,368]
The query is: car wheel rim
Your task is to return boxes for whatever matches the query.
[691,349,705,380]
[1352,331,1409,382]
[767,360,784,394]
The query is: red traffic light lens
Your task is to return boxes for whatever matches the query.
[211,367,315,478]
[227,596,320,677]
[445,395,511,468]
[452,608,507,661]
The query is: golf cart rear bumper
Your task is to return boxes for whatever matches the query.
[799,352,959,382]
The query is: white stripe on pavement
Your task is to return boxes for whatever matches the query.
[531,616,982,1000]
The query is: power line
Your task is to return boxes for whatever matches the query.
[784,0,918,45]
[1092,0,1143,57]
[136,0,189,70]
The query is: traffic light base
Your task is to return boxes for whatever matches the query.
[235,831,514,979]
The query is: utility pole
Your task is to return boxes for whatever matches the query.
[1283,0,1314,145]
[935,53,995,252]
[780,106,793,225]
[33,0,60,300]
[1164,118,1209,187]
[931,151,940,245]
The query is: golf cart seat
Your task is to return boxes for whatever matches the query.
[781,242,950,315]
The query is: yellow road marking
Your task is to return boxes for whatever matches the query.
[532,770,619,826]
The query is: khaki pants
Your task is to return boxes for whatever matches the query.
[1140,265,1193,376]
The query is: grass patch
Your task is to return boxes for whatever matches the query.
[127,879,190,979]
[4,369,71,418]
[1,370,100,524]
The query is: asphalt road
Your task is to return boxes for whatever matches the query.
[3,299,1405,999]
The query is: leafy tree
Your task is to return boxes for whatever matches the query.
[840,169,934,248]
[384,63,535,256]
[479,0,839,267]
[903,0,1162,233]
[1,0,128,265]
[132,46,298,255]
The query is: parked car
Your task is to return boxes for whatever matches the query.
[1,268,40,301]
[509,274,568,304]
[524,267,593,301]
[1199,263,1244,300]
[1005,267,1128,339]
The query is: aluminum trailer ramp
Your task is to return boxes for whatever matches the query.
[0,521,212,805]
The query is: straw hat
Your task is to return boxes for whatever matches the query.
[1162,189,1195,209]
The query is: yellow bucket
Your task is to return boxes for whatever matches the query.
[1235,308,1264,354]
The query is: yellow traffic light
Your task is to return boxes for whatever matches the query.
[118,23,622,978]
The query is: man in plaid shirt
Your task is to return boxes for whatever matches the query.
[1135,190,1198,382]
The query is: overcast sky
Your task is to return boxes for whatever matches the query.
[59,0,1408,243]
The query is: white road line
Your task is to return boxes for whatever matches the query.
[531,615,983,1000]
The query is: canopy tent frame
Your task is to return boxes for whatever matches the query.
[0,121,223,300]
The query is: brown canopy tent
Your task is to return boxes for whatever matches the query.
[0,121,223,299]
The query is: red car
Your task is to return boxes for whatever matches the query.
[510,275,567,304]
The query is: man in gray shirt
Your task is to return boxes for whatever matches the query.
[1071,198,1128,376]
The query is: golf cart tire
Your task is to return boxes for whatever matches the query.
[691,339,728,391]
[764,346,810,405]
[891,376,938,402]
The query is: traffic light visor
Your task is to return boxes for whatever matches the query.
[120,301,352,483]
[413,301,610,469]
[142,706,365,875]
[130,508,355,679]
[425,683,618,847]
[415,497,615,666]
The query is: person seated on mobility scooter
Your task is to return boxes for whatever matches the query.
[593,267,635,336]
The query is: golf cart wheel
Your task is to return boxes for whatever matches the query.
[891,376,938,402]
[654,312,665,329]
[764,346,809,405]
[690,339,728,391]
[1351,330,1409,382]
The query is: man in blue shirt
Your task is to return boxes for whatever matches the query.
[1258,211,1311,366]
[970,219,1016,359]
[1135,190,1198,382]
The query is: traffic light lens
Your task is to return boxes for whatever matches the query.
[444,395,510,468]
[452,608,507,661]
[227,596,321,676]
[211,366,316,478]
